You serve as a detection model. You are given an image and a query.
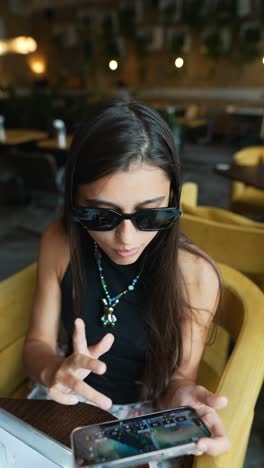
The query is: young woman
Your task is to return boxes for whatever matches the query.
[23,100,230,461]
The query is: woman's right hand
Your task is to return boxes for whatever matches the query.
[47,318,114,409]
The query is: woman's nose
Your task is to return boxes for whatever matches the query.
[115,219,138,245]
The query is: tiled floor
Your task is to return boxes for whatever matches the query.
[0,142,263,466]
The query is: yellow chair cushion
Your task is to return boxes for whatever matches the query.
[230,147,264,215]
[233,146,264,165]
[231,184,264,209]
[0,263,36,396]
[181,203,264,230]
[197,326,230,393]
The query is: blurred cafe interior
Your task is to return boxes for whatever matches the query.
[0,1,263,467]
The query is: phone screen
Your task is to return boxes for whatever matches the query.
[72,407,211,466]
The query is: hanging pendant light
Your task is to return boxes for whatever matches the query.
[0,36,37,55]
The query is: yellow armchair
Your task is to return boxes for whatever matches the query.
[181,182,198,208]
[180,186,264,287]
[230,146,264,216]
[195,263,264,468]
[0,263,36,398]
[1,260,264,468]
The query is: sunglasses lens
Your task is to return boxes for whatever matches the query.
[77,209,118,230]
[74,208,181,231]
[135,209,180,230]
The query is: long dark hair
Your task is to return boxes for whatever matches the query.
[63,100,220,402]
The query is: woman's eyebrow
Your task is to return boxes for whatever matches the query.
[83,196,165,208]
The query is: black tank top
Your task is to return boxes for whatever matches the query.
[60,236,148,404]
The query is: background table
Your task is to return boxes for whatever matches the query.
[215,163,264,190]
[37,136,72,152]
[177,118,207,128]
[0,398,115,448]
[0,129,47,146]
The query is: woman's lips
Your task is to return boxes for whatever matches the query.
[115,248,139,258]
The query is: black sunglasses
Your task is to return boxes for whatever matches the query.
[72,206,181,231]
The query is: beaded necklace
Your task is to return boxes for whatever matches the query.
[94,242,142,327]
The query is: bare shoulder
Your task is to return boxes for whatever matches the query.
[39,218,70,282]
[178,247,221,316]
[42,218,68,244]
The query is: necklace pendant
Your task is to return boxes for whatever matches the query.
[100,300,117,326]
[95,244,143,328]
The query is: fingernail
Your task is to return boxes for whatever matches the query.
[218,395,227,400]
[198,443,208,451]
[98,364,106,374]
[215,395,228,407]
[102,399,112,410]
[70,396,79,405]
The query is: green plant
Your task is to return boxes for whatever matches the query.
[213,0,238,26]
[103,15,114,38]
[76,16,94,62]
[52,31,64,49]
[160,4,176,24]
[181,0,206,31]
[171,33,185,55]
[82,39,93,61]
[104,39,121,59]
[239,24,261,63]
[135,32,152,56]
[203,30,228,59]
[159,110,179,130]
[118,7,136,38]
[102,15,120,59]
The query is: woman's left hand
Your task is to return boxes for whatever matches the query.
[160,383,231,456]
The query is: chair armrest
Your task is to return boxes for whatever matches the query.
[195,264,264,468]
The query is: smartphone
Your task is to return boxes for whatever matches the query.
[71,406,211,468]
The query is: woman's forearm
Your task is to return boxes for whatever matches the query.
[158,377,196,409]
[23,340,64,387]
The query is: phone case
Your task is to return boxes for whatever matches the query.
[71,406,211,468]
